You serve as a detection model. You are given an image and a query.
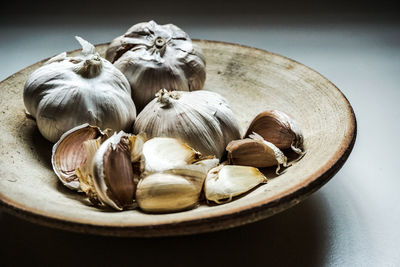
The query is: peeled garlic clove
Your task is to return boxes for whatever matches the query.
[91,132,137,210]
[51,123,110,190]
[245,110,304,155]
[134,89,241,159]
[142,137,202,173]
[136,172,201,213]
[205,165,267,204]
[106,20,206,111]
[226,133,288,174]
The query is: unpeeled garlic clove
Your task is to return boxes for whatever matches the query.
[51,123,110,190]
[226,133,288,174]
[204,165,267,204]
[91,132,141,210]
[141,137,202,173]
[245,110,304,155]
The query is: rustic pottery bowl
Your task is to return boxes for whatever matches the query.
[0,40,356,237]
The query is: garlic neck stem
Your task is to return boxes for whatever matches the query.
[157,89,171,106]
[154,37,166,57]
[74,57,103,78]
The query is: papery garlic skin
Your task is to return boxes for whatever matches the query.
[205,165,267,204]
[134,89,241,159]
[51,123,110,191]
[24,36,136,143]
[106,20,206,111]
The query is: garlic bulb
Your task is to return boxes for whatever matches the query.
[245,110,304,155]
[106,20,206,111]
[226,133,288,174]
[51,124,111,190]
[205,165,267,204]
[134,89,241,159]
[24,36,136,143]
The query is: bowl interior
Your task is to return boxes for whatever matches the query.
[0,40,355,236]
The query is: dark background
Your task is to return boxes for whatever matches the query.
[1,1,399,266]
[1,0,399,26]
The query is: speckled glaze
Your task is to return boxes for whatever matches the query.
[0,40,356,237]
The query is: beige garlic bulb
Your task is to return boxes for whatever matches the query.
[24,36,136,143]
[106,20,206,111]
[134,89,241,159]
[205,165,267,204]
[51,124,111,190]
[245,110,304,155]
[226,133,289,174]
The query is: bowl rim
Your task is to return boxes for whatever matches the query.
[0,39,357,237]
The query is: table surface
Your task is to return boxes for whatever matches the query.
[1,13,399,266]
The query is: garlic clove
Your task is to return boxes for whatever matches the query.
[136,152,219,213]
[141,137,202,173]
[163,157,220,189]
[245,110,304,155]
[91,132,138,210]
[136,172,200,213]
[226,133,288,174]
[51,123,110,190]
[204,165,267,204]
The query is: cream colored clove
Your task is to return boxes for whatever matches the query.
[204,165,267,204]
[141,136,202,174]
[136,158,219,213]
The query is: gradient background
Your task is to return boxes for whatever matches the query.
[1,1,399,266]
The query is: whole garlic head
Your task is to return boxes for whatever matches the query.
[24,36,136,143]
[106,20,206,111]
[133,89,241,159]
